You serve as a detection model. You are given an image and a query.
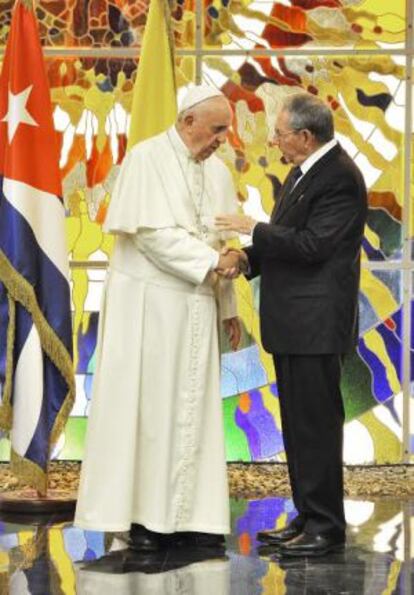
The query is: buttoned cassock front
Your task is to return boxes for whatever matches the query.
[74,127,237,533]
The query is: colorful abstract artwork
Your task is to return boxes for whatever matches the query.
[0,0,195,47]
[0,1,412,464]
[203,0,406,49]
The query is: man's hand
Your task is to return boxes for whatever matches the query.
[215,214,257,234]
[223,317,241,351]
[215,249,240,279]
[216,247,248,279]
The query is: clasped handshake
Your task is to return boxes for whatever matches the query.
[215,247,248,279]
[213,213,256,279]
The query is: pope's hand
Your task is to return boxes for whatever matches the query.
[223,317,241,351]
[215,214,256,234]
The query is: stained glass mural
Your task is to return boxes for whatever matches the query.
[0,1,412,465]
[203,0,406,50]
[208,53,405,262]
[0,0,195,47]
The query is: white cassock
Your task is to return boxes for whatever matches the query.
[74,126,238,533]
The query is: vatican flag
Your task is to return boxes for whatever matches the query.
[127,0,177,149]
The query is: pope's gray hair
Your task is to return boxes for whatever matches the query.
[282,93,334,143]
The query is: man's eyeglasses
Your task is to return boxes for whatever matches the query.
[273,128,302,140]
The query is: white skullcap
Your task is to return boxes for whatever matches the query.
[179,84,225,113]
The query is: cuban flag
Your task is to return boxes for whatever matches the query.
[0,0,75,494]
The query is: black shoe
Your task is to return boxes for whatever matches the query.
[178,532,225,549]
[79,547,228,575]
[257,523,303,545]
[257,544,283,557]
[276,532,345,558]
[128,523,164,552]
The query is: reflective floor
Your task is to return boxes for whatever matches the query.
[0,496,412,594]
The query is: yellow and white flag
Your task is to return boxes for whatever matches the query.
[127,0,177,149]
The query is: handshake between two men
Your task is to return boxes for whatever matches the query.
[215,247,247,279]
[213,212,257,279]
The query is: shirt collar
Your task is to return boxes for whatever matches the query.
[300,138,337,176]
[168,125,193,160]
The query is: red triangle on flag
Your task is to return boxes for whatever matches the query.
[0,0,62,197]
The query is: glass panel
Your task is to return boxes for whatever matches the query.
[204,0,406,50]
[44,270,406,464]
[0,0,195,48]
[203,54,405,261]
[222,272,403,464]
[53,267,104,460]
[346,269,403,464]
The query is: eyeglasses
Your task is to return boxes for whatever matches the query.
[273,128,302,141]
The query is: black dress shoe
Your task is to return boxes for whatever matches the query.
[178,532,225,548]
[276,532,345,558]
[128,523,164,552]
[80,547,228,575]
[257,524,303,544]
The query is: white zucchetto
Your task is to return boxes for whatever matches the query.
[179,84,225,113]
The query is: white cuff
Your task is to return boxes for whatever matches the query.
[211,251,220,270]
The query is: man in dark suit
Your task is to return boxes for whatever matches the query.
[216,93,368,557]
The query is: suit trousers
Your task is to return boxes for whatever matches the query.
[273,353,346,537]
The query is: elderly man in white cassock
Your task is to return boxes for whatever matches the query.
[74,85,241,552]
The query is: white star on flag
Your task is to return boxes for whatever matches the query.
[1,85,38,144]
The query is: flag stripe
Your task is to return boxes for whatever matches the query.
[11,324,43,457]
[0,178,72,354]
[0,282,9,387]
[2,177,68,278]
[11,298,32,383]
[25,351,69,468]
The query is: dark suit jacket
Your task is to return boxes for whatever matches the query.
[244,144,368,355]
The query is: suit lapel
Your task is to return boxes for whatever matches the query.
[273,144,342,223]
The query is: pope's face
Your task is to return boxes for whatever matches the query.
[185,98,232,161]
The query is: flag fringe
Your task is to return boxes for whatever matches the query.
[10,448,47,495]
[0,250,75,494]
[0,574,8,595]
[7,524,47,575]
[0,295,15,429]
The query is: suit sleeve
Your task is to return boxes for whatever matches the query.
[243,244,262,279]
[252,178,366,264]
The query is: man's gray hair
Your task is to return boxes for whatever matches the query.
[282,93,334,143]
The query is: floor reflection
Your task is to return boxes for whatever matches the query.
[0,496,412,594]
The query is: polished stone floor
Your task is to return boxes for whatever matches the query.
[0,496,412,594]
